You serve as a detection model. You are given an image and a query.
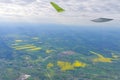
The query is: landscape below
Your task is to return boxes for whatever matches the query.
[0,25,120,80]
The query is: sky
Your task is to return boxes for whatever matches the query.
[0,0,120,25]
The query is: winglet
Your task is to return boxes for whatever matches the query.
[50,2,65,12]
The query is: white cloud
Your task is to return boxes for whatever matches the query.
[0,0,120,25]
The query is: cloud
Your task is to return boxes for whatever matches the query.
[0,0,120,25]
[0,0,34,4]
[0,0,12,3]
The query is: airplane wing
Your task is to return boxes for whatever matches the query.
[91,18,113,22]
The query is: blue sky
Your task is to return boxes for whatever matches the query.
[0,0,120,25]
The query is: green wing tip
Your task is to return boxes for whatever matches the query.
[50,2,53,3]
[50,2,65,13]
